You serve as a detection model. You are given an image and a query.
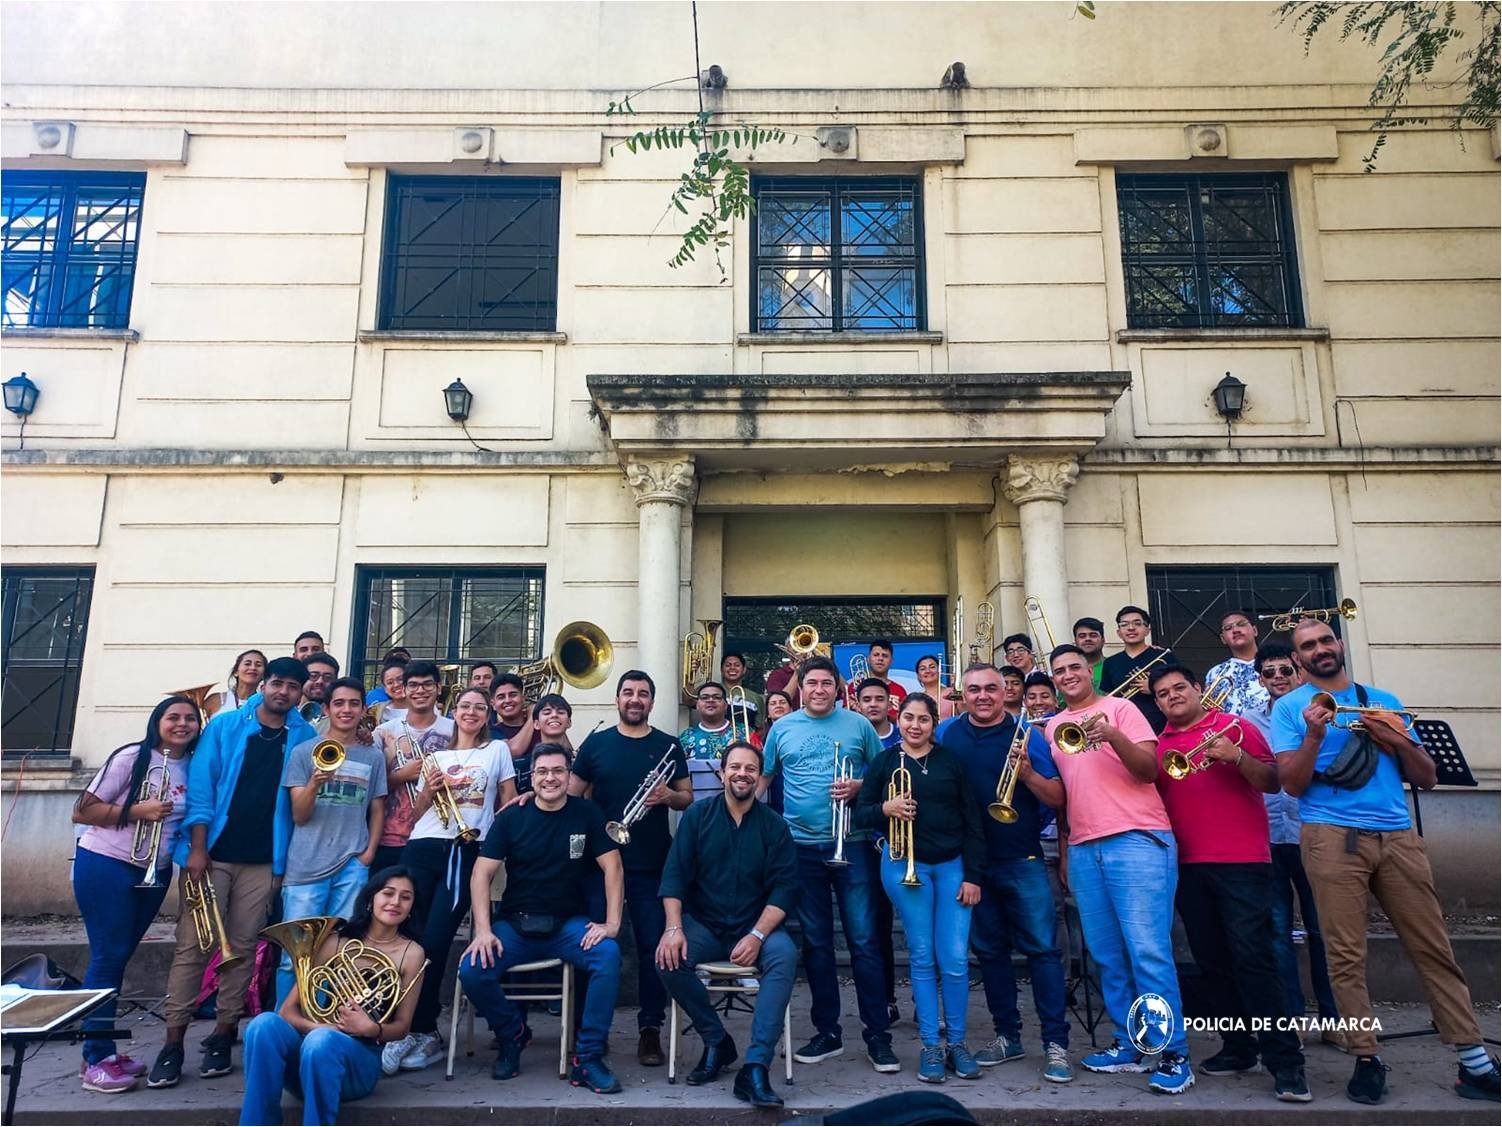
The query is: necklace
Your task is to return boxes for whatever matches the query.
[903,748,931,775]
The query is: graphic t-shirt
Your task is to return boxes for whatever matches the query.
[375,716,456,848]
[481,796,616,920]
[761,708,884,845]
[409,739,514,843]
[282,738,387,884]
[78,745,189,869]
[678,722,737,803]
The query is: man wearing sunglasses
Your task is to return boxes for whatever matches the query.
[1205,610,1270,718]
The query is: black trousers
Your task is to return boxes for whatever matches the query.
[402,836,479,1035]
[1175,862,1303,1070]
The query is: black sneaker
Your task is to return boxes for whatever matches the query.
[1274,1064,1314,1102]
[886,1001,901,1026]
[199,1034,233,1079]
[1456,1060,1501,1102]
[793,1032,844,1064]
[492,1040,522,1081]
[1201,1048,1258,1075]
[568,1056,621,1094]
[866,1038,900,1074]
[146,1043,183,1089]
[1347,1056,1389,1105]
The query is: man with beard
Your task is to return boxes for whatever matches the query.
[571,671,691,1068]
[1273,619,1499,1105]
[657,741,799,1108]
[147,658,317,1088]
[299,651,339,733]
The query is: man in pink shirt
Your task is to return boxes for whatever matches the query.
[1043,645,1192,1094]
[1150,664,1310,1103]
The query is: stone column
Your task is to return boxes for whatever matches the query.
[1002,454,1080,645]
[625,455,696,731]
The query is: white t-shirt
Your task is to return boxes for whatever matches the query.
[408,739,515,843]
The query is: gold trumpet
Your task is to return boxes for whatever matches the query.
[1053,648,1172,754]
[130,761,171,889]
[312,739,346,773]
[1259,598,1358,634]
[682,619,723,698]
[260,915,427,1024]
[421,754,479,843]
[988,718,1030,823]
[183,874,241,969]
[728,685,753,743]
[1309,691,1416,732]
[1163,719,1245,780]
[887,752,921,887]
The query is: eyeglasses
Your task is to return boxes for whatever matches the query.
[532,766,569,778]
[1004,645,1031,654]
[1259,665,1297,677]
[697,694,725,702]
[1220,620,1253,632]
[1117,619,1148,629]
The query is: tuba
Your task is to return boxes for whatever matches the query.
[261,916,426,1024]
[886,752,921,887]
[166,682,220,726]
[513,622,613,701]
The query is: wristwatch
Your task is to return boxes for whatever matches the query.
[749,927,767,942]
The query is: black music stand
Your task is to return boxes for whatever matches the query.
[1061,896,1104,1047]
[2,988,129,1125]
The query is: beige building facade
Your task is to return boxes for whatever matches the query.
[1,1,1497,914]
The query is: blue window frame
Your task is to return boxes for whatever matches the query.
[1117,172,1304,329]
[751,176,924,332]
[380,176,560,331]
[2,172,145,330]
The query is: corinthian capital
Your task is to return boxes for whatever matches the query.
[1002,454,1079,506]
[624,455,697,507]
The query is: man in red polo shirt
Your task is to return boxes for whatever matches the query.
[1149,663,1310,1103]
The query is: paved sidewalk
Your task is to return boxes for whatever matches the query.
[12,988,1498,1125]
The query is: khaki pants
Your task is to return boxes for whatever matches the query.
[1300,822,1482,1055]
[164,861,275,1029]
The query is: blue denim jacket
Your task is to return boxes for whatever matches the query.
[173,695,315,875]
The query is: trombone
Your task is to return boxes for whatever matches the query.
[1163,719,1245,780]
[183,873,241,969]
[945,598,965,701]
[1024,594,1057,669]
[1259,598,1358,634]
[681,619,723,698]
[827,741,853,868]
[1052,648,1172,755]
[886,752,921,887]
[606,746,679,845]
[988,717,1030,824]
[728,685,753,743]
[130,761,171,890]
[1309,691,1416,733]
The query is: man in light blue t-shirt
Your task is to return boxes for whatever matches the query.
[1272,618,1497,1106]
[759,657,893,1072]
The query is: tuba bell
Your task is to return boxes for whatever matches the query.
[787,624,820,655]
[260,915,426,1024]
[513,621,614,700]
[165,682,220,725]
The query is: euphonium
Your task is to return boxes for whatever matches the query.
[183,874,241,969]
[988,718,1029,823]
[887,753,921,887]
[1163,719,1245,780]
[130,761,171,890]
[311,739,346,773]
[681,619,723,697]
[1259,598,1358,634]
[260,915,427,1024]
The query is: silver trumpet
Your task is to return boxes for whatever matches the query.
[605,746,678,845]
[826,740,853,868]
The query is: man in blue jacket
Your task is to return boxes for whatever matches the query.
[146,657,316,1089]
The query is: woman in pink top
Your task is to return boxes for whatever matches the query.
[71,694,200,1093]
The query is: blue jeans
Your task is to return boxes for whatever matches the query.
[795,842,891,1045]
[657,915,798,1067]
[880,854,972,1047]
[970,857,1070,1048]
[458,917,621,1061]
[623,869,669,1031]
[72,846,171,1064]
[239,1012,381,1126]
[1270,842,1338,1019]
[1068,830,1187,1056]
[276,856,369,1004]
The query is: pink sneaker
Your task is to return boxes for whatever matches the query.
[81,1056,138,1093]
[115,1054,148,1078]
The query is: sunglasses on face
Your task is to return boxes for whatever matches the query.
[1260,665,1296,677]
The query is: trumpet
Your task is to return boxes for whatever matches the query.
[183,873,241,970]
[970,600,996,665]
[827,741,853,868]
[391,727,422,806]
[988,717,1030,823]
[261,915,427,1024]
[1163,719,1245,780]
[886,752,921,887]
[1199,671,1234,712]
[1024,594,1057,669]
[606,746,678,845]
[130,761,171,889]
[1053,648,1172,754]
[311,739,346,773]
[728,685,753,743]
[1309,691,1416,732]
[1260,598,1358,634]
[421,753,479,844]
[682,619,723,698]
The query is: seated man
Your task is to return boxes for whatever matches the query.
[657,741,799,1109]
[457,745,625,1094]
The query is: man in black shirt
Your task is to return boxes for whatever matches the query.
[657,741,799,1108]
[1099,604,1176,734]
[459,745,625,1094]
[570,670,690,1067]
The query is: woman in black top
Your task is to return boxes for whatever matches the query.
[854,692,986,1083]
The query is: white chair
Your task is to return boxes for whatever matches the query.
[446,956,575,1080]
[666,961,793,1084]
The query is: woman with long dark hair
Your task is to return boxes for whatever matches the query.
[205,649,267,719]
[71,694,201,1093]
[854,691,986,1084]
[240,867,428,1126]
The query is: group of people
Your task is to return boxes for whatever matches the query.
[66,606,1498,1123]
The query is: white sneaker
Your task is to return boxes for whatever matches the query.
[399,1031,445,1071]
[381,1033,419,1076]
